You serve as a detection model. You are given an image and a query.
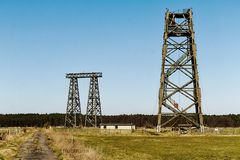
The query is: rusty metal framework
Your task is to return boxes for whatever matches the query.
[65,72,102,128]
[157,9,203,132]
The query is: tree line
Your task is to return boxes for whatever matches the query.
[0,113,239,128]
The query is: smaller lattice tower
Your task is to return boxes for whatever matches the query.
[85,73,102,127]
[65,72,103,127]
[65,75,82,127]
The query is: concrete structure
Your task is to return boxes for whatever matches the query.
[100,123,135,130]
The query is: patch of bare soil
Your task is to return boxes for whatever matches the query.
[15,131,57,160]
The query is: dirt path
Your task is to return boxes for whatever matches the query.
[15,131,58,160]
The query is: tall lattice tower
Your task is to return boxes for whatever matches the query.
[157,9,203,132]
[85,74,102,127]
[65,75,82,127]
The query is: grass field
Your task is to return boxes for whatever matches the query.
[47,128,240,160]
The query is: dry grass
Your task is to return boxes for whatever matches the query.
[0,127,35,160]
[45,128,102,160]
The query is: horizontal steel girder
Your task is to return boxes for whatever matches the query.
[66,72,102,78]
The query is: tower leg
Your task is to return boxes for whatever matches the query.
[65,77,82,127]
[85,77,102,127]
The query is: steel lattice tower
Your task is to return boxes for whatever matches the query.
[85,75,102,127]
[65,76,82,127]
[157,9,203,132]
[65,72,102,127]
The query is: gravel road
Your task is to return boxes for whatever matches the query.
[15,131,57,160]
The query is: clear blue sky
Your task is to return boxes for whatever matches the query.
[0,0,239,115]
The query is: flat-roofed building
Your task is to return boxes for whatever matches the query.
[100,123,135,130]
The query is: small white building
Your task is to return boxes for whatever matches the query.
[100,123,135,130]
